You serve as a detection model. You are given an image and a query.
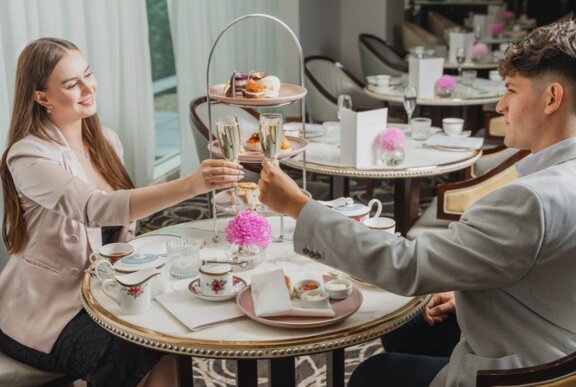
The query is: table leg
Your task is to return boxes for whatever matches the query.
[177,355,193,387]
[326,348,345,387]
[237,359,258,386]
[394,178,420,236]
[269,358,295,387]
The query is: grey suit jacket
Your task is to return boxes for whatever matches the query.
[294,141,576,386]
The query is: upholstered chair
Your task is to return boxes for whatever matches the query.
[358,34,408,78]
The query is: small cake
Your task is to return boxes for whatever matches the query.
[244,80,265,99]
[259,75,281,98]
[249,70,266,81]
[224,71,249,97]
[280,135,291,151]
[245,132,261,151]
[237,182,260,205]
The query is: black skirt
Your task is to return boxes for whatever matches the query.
[0,310,163,387]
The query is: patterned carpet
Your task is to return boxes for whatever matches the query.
[138,176,442,386]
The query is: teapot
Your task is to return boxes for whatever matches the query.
[332,198,382,222]
[102,268,161,315]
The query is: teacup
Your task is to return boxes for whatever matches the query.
[442,117,465,137]
[102,268,160,315]
[363,217,396,234]
[89,242,134,266]
[199,264,233,296]
[376,75,391,88]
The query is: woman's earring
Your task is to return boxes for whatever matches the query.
[46,107,52,114]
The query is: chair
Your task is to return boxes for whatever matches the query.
[304,55,386,123]
[427,11,461,44]
[483,109,507,143]
[0,348,76,387]
[399,21,444,54]
[358,34,408,78]
[406,147,529,239]
[477,351,576,387]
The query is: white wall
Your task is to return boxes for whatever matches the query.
[300,0,404,78]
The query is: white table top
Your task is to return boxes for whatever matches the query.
[82,217,427,359]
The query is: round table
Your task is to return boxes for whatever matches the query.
[82,217,429,387]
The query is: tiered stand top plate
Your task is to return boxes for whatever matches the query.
[209,83,307,107]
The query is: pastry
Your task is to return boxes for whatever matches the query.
[245,132,261,151]
[244,80,265,99]
[249,70,265,81]
[284,275,295,298]
[281,135,291,151]
[259,75,281,98]
[237,182,260,205]
[224,71,249,97]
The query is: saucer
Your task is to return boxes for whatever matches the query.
[446,130,471,138]
[188,276,247,302]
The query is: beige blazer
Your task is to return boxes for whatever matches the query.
[0,122,134,353]
[294,142,576,386]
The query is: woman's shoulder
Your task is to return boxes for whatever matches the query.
[7,134,61,160]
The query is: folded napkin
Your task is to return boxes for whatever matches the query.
[156,290,244,331]
[251,269,335,318]
[425,134,484,150]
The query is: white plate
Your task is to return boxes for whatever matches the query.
[445,130,472,138]
[188,276,248,302]
[129,234,182,255]
[210,136,308,163]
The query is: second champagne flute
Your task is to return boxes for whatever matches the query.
[456,46,466,77]
[215,116,243,211]
[403,86,417,136]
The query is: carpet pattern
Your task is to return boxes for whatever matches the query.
[138,177,442,386]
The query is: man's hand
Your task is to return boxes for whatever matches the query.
[258,159,310,219]
[423,292,456,326]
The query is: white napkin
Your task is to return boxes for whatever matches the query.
[251,269,335,318]
[156,290,244,331]
[425,134,484,150]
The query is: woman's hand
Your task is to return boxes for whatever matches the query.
[259,159,309,219]
[189,159,244,196]
[423,292,456,326]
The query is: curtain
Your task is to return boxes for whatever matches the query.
[0,0,155,187]
[167,0,300,176]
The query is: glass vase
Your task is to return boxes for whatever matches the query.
[378,148,405,166]
[228,244,265,271]
[435,87,453,98]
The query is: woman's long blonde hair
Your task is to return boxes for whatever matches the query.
[1,37,134,254]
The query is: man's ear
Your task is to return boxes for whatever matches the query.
[544,82,564,115]
[34,91,50,109]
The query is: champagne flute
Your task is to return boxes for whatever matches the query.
[473,24,482,44]
[259,113,287,241]
[456,46,466,77]
[403,87,417,136]
[337,94,352,121]
[216,116,243,211]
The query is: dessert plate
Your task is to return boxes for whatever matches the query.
[209,83,307,107]
[209,136,308,163]
[188,276,248,302]
[236,284,363,329]
[129,234,182,255]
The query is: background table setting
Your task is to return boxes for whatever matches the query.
[82,217,428,387]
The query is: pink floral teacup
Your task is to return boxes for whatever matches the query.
[102,268,160,315]
[199,264,233,296]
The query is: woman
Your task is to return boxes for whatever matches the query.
[0,37,243,386]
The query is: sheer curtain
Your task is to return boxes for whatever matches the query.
[167,0,300,176]
[0,0,155,187]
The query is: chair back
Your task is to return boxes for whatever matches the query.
[358,34,407,77]
[483,110,507,142]
[399,21,443,53]
[477,351,576,387]
[427,12,461,44]
[304,56,384,122]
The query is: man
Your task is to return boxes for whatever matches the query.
[258,18,576,386]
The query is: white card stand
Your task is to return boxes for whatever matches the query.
[340,107,388,168]
[449,31,474,63]
[408,57,444,98]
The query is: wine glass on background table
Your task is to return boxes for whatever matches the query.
[216,116,244,211]
[456,46,466,77]
[337,94,352,121]
[403,86,417,136]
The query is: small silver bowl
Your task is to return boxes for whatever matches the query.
[300,289,329,308]
[325,279,352,300]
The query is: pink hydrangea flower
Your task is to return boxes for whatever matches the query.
[225,210,272,249]
[435,75,457,90]
[501,11,515,20]
[492,24,504,34]
[377,127,406,151]
[472,42,489,57]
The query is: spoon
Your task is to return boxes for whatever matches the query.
[317,197,354,208]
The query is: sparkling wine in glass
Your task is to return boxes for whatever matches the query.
[456,46,466,77]
[403,86,417,135]
[216,116,243,211]
[337,94,352,121]
[259,113,284,162]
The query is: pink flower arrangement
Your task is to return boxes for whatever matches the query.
[491,24,504,34]
[377,127,406,151]
[501,11,515,20]
[225,210,272,249]
[435,75,457,91]
[472,42,489,57]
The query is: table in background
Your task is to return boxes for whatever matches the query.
[283,136,481,235]
[82,217,428,387]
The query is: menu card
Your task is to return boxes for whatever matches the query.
[408,57,444,98]
[340,107,388,168]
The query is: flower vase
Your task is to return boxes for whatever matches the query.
[228,244,265,271]
[435,87,453,98]
[378,147,405,166]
